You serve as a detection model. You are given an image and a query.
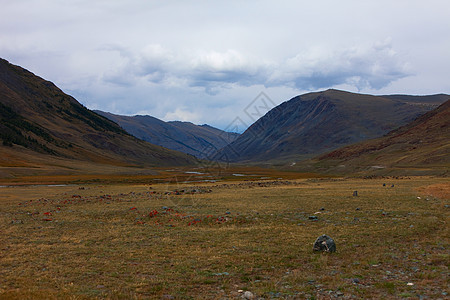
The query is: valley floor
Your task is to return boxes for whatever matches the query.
[0,175,449,299]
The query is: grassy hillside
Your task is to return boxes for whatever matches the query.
[0,58,196,176]
[216,89,446,163]
[302,100,450,175]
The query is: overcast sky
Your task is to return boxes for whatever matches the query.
[1,0,449,131]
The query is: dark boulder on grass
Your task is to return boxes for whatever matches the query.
[313,234,336,253]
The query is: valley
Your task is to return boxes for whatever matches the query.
[1,58,449,299]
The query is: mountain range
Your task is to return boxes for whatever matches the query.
[1,58,448,177]
[95,111,239,158]
[215,89,448,163]
[314,99,450,174]
[0,58,195,177]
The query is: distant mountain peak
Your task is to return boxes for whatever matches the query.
[96,111,240,158]
[214,89,448,163]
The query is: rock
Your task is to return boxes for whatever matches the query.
[243,291,255,299]
[308,215,318,221]
[313,234,336,253]
[353,191,358,196]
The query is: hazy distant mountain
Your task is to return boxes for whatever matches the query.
[95,111,240,158]
[215,89,448,163]
[0,58,195,171]
[317,99,450,174]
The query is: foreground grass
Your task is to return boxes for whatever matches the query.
[0,176,449,299]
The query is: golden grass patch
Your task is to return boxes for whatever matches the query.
[1,176,448,298]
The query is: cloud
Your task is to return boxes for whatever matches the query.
[2,0,448,130]
[98,40,410,94]
[269,40,411,90]
[163,108,201,123]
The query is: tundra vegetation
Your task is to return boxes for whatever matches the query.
[0,169,448,299]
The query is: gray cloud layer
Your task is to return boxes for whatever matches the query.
[1,1,449,129]
[101,40,410,95]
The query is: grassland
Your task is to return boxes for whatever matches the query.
[0,172,449,299]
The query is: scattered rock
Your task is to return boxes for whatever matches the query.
[243,291,255,299]
[213,272,230,276]
[313,234,336,253]
[308,215,318,221]
[353,191,358,196]
[351,278,360,284]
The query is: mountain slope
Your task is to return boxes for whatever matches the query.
[382,94,449,105]
[95,111,239,158]
[316,99,450,173]
[0,58,195,171]
[216,89,447,163]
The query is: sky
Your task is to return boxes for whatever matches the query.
[1,0,449,131]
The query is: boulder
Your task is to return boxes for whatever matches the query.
[313,234,336,253]
[243,291,255,299]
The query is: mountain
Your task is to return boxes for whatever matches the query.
[95,111,239,158]
[0,58,195,175]
[382,94,449,106]
[315,99,450,174]
[215,89,448,163]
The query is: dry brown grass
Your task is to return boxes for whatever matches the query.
[0,175,449,299]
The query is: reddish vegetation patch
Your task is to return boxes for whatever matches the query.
[417,182,450,200]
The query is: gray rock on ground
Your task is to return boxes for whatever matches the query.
[313,234,336,253]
